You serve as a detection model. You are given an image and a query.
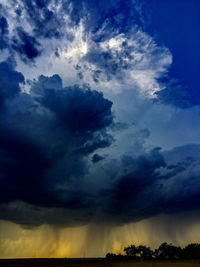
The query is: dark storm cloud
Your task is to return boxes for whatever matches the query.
[0,67,114,225]
[0,64,200,226]
[0,61,24,107]
[0,127,52,206]
[104,148,166,216]
[75,133,113,155]
[98,145,200,224]
[0,16,8,49]
[0,0,200,228]
[1,82,200,228]
[12,28,41,62]
[0,16,8,35]
[92,154,105,163]
[40,84,113,133]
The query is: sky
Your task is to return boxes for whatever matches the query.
[0,0,200,258]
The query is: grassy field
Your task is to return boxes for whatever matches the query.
[0,259,200,267]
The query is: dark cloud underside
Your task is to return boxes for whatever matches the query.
[0,0,200,228]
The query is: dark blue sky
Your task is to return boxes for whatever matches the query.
[143,0,200,106]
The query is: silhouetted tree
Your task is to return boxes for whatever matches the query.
[106,242,200,261]
[154,242,182,260]
[105,253,116,260]
[124,245,138,259]
[137,245,153,260]
[183,243,200,259]
[124,245,153,260]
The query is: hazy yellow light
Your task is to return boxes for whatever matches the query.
[1,211,200,258]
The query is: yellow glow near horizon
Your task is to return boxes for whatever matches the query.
[1,211,200,258]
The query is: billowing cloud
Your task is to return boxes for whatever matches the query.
[0,0,172,98]
[0,69,114,225]
[1,88,200,227]
[0,0,200,258]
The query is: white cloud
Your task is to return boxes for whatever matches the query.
[57,26,172,97]
[0,0,172,102]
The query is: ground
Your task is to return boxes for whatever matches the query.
[0,259,200,267]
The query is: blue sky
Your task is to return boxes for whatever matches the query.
[144,0,200,107]
[0,0,200,257]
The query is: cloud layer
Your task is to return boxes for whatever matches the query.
[0,0,200,233]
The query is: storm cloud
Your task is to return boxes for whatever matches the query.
[0,0,200,234]
[0,68,114,225]
[0,61,24,107]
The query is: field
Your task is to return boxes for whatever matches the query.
[0,259,200,267]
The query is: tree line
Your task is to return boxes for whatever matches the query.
[106,243,200,260]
